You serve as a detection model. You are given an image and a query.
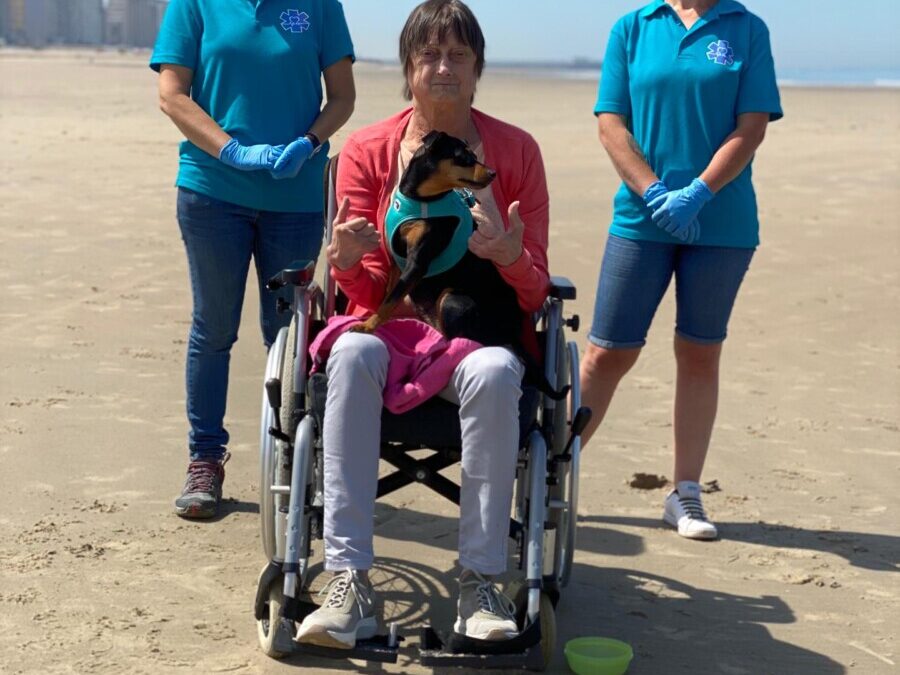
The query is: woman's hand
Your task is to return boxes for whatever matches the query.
[218,139,285,171]
[648,178,714,244]
[270,136,315,179]
[469,201,525,267]
[326,197,381,270]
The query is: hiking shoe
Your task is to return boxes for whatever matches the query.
[453,569,519,641]
[295,570,378,649]
[174,452,230,519]
[663,480,718,540]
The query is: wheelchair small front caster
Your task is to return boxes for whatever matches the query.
[255,566,294,658]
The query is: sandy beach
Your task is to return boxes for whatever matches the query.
[0,50,898,674]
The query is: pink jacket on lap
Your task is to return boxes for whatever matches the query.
[309,316,481,414]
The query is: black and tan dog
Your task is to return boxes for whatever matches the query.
[352,130,567,400]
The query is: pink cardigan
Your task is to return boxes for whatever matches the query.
[332,107,551,318]
[309,316,481,414]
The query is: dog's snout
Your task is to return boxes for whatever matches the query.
[471,163,496,186]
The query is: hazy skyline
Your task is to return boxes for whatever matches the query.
[340,0,900,74]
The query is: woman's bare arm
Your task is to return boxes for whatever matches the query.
[157,64,230,158]
[597,112,659,196]
[700,112,769,193]
[306,57,355,144]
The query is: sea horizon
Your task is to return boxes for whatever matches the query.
[359,57,900,89]
[1,46,897,89]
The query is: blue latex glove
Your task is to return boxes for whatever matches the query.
[270,136,315,180]
[648,178,714,244]
[218,138,284,171]
[641,180,669,208]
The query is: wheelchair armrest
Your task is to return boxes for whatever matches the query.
[549,276,576,301]
[266,260,316,290]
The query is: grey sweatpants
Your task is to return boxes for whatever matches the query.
[322,331,524,575]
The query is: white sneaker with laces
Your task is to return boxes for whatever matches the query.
[663,480,718,540]
[295,570,378,648]
[453,569,519,641]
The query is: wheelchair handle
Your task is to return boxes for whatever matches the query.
[266,260,316,291]
[265,377,282,413]
[264,378,291,444]
[557,406,592,460]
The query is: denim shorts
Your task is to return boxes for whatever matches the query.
[589,235,755,349]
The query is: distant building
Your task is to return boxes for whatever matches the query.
[105,0,127,44]
[0,0,166,47]
[0,1,8,44]
[50,0,105,45]
[1,0,24,44]
[22,0,58,46]
[106,0,167,47]
[127,0,167,48]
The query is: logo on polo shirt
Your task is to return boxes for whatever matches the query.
[280,9,311,33]
[706,39,734,66]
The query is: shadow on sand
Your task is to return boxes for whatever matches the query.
[582,514,899,573]
[272,506,846,674]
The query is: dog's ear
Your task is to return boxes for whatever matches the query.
[421,130,443,148]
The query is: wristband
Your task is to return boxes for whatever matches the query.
[305,132,322,155]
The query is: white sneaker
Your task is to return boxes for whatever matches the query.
[453,569,519,641]
[663,481,718,540]
[295,570,378,648]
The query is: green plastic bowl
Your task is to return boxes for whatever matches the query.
[564,637,634,675]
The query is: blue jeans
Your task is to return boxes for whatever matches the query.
[176,188,324,461]
[589,235,754,349]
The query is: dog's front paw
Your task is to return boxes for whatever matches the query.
[349,318,378,334]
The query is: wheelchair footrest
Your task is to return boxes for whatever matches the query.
[418,618,544,670]
[293,634,402,663]
[283,595,402,662]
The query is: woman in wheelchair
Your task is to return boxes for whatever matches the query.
[295,0,553,649]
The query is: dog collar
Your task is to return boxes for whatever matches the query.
[385,188,476,278]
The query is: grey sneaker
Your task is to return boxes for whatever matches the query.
[174,452,230,519]
[453,569,519,641]
[295,570,378,649]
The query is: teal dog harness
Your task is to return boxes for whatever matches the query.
[385,188,477,277]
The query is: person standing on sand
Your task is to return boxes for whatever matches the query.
[150,0,356,519]
[581,0,782,539]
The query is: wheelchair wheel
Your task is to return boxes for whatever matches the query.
[537,591,556,672]
[553,342,583,588]
[256,566,294,659]
[506,582,556,672]
[560,342,582,587]
[259,325,289,561]
[547,334,578,588]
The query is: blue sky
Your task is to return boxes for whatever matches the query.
[340,0,900,73]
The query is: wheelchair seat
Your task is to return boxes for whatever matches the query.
[308,372,541,451]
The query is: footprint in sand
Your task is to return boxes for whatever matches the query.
[6,396,70,409]
[64,542,106,559]
[72,499,125,514]
[192,620,238,642]
[0,422,25,435]
[119,347,165,360]
[0,587,40,605]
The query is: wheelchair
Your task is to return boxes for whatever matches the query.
[253,156,590,670]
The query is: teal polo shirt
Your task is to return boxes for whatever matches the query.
[150,0,354,212]
[595,0,782,248]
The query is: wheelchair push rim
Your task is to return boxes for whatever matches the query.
[259,324,290,561]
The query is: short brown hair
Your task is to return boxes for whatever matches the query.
[399,0,486,101]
